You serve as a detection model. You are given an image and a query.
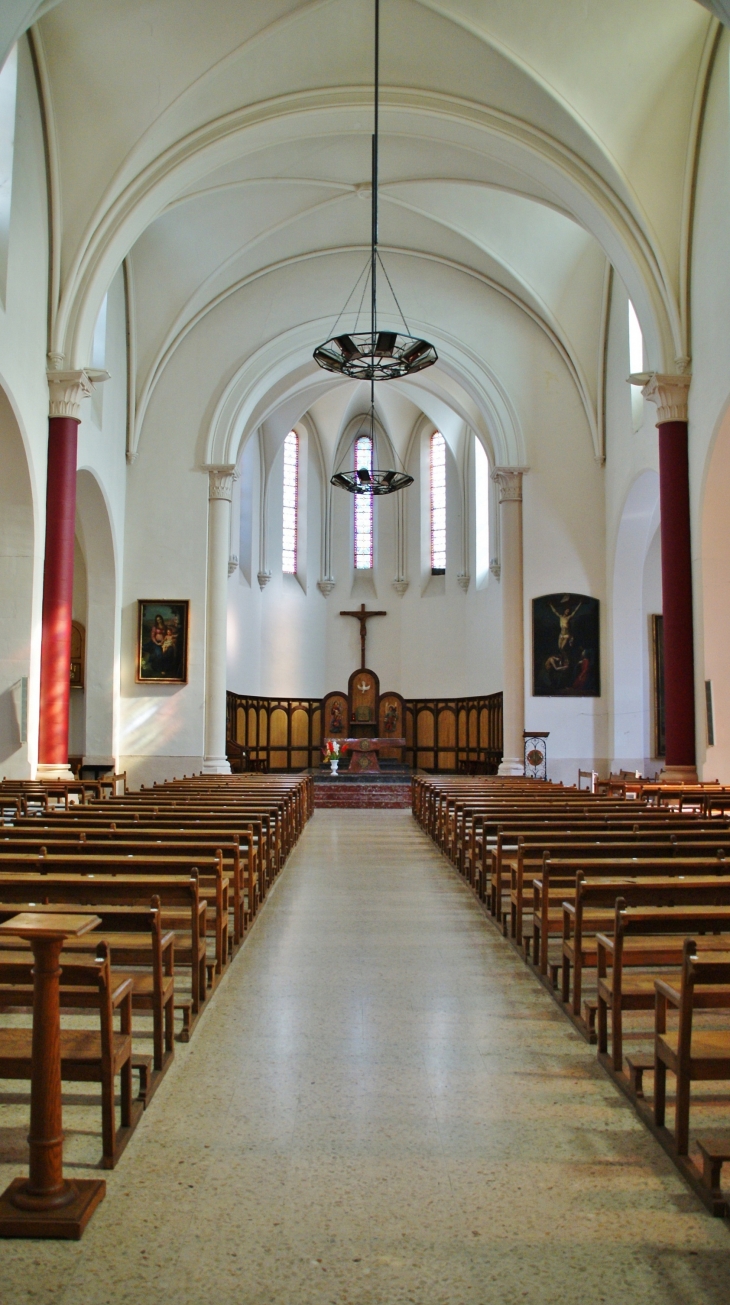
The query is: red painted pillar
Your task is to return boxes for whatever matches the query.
[37,372,91,778]
[643,374,696,779]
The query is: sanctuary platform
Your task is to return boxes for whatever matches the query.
[308,762,413,808]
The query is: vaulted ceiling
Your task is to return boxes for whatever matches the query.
[5,0,718,467]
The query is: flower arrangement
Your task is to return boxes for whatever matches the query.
[322,739,341,761]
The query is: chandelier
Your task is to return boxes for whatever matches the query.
[315,0,435,495]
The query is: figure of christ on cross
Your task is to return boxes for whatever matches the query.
[339,603,387,669]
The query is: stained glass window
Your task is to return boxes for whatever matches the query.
[354,434,373,569]
[430,431,446,573]
[282,430,298,574]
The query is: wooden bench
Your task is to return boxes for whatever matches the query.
[560,866,730,1019]
[0,897,175,1089]
[596,901,730,1073]
[655,943,730,1156]
[0,871,207,1027]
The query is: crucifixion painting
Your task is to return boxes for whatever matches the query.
[339,603,387,669]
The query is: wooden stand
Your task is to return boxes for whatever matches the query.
[0,912,106,1239]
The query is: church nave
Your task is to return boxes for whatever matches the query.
[2,809,728,1305]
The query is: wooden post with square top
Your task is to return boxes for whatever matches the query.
[0,912,105,1239]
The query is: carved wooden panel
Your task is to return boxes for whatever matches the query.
[323,692,348,740]
[378,691,405,760]
[348,667,379,729]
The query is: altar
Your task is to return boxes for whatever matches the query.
[320,604,408,772]
[340,736,407,773]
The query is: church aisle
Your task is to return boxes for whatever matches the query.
[3,810,730,1304]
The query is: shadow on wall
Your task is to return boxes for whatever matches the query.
[0,382,34,777]
[701,399,730,781]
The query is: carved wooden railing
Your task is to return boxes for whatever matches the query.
[226,690,503,774]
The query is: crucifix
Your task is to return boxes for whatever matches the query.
[339,603,387,669]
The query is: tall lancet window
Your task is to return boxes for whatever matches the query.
[430,431,446,574]
[282,430,299,574]
[354,434,373,569]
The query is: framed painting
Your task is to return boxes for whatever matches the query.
[532,593,600,697]
[136,600,189,684]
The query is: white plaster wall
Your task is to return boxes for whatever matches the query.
[520,331,608,786]
[642,526,663,773]
[0,36,52,774]
[75,266,128,767]
[688,28,730,780]
[118,321,210,786]
[602,272,662,780]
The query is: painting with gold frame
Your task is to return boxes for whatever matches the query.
[136,600,189,684]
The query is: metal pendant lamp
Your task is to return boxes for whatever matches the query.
[315,0,436,495]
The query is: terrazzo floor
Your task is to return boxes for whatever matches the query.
[2,808,730,1303]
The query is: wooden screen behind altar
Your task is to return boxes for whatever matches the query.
[227,689,502,772]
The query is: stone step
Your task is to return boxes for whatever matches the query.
[314,784,412,809]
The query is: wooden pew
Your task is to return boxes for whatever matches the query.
[0,872,207,1028]
[0,897,175,1090]
[0,850,227,983]
[507,834,730,945]
[595,900,730,1075]
[655,942,730,1157]
[0,832,246,950]
[559,868,730,1020]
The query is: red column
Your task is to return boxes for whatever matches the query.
[37,415,79,773]
[643,374,696,779]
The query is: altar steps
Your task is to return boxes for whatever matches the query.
[313,782,412,809]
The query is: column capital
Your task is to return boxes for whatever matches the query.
[491,466,529,503]
[639,373,691,424]
[47,370,94,420]
[205,465,236,502]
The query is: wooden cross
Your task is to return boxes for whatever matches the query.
[339,602,387,669]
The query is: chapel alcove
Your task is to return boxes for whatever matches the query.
[0,384,34,776]
[701,399,730,781]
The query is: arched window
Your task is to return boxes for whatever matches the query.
[474,435,490,583]
[430,431,446,574]
[282,430,299,574]
[0,44,18,302]
[354,434,373,569]
[628,300,644,430]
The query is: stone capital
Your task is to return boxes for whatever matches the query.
[639,373,691,424]
[317,579,336,597]
[206,465,236,502]
[47,369,94,420]
[492,466,529,503]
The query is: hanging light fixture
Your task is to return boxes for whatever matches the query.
[315,0,436,495]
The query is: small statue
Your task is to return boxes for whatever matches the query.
[329,700,344,734]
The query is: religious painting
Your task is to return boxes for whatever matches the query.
[532,593,599,697]
[136,600,189,684]
[70,620,85,689]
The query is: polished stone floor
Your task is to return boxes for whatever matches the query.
[1,809,730,1303]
